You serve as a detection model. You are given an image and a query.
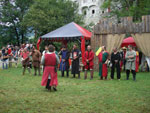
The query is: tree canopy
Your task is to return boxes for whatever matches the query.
[23,0,84,38]
[101,0,150,21]
[0,0,84,48]
[0,0,34,46]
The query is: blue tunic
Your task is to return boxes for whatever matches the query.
[60,50,70,71]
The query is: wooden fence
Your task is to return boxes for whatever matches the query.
[91,15,150,70]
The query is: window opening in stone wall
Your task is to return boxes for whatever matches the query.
[84,10,87,15]
[92,10,95,14]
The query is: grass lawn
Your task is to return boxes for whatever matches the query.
[0,66,150,113]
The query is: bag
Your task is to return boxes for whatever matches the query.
[107,60,112,68]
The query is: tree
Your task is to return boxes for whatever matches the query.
[101,0,150,21]
[0,0,33,45]
[0,25,16,48]
[23,0,84,39]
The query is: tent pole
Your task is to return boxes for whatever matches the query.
[81,36,85,64]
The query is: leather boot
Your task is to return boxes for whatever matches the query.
[100,76,103,80]
[78,73,80,79]
[133,74,136,81]
[38,67,41,76]
[34,67,37,76]
[46,79,51,91]
[73,74,75,78]
[84,71,87,80]
[62,71,64,77]
[23,67,26,75]
[90,70,93,80]
[126,70,130,80]
[66,71,69,77]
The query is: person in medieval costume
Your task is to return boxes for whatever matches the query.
[98,46,109,80]
[31,45,41,76]
[7,46,13,68]
[59,45,70,77]
[22,48,31,75]
[110,48,121,80]
[42,46,49,71]
[41,45,60,91]
[42,46,49,56]
[2,49,9,69]
[71,44,81,78]
[42,45,51,86]
[125,45,136,81]
[84,45,94,80]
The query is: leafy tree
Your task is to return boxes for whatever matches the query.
[101,0,150,21]
[0,0,33,45]
[23,0,84,39]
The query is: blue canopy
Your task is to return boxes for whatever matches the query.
[40,22,91,40]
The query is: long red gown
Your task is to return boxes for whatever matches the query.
[41,53,58,86]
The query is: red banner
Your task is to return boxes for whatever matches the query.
[37,38,41,50]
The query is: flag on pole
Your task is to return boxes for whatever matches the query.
[96,47,102,56]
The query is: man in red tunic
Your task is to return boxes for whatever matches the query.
[84,45,94,80]
[41,45,60,91]
[98,46,109,80]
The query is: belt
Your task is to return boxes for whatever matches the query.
[44,65,55,67]
[33,60,40,62]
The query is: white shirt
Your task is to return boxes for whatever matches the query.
[41,52,60,65]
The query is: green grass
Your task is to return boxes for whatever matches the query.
[0,66,150,113]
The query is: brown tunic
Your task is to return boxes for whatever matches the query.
[22,51,30,67]
[31,50,41,67]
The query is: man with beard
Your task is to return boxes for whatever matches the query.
[71,44,81,78]
[59,45,70,77]
[31,45,41,76]
[84,45,94,80]
[125,45,136,81]
[110,48,121,80]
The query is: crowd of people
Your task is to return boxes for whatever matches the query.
[40,44,140,91]
[0,43,149,92]
[0,43,33,69]
[0,44,20,69]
